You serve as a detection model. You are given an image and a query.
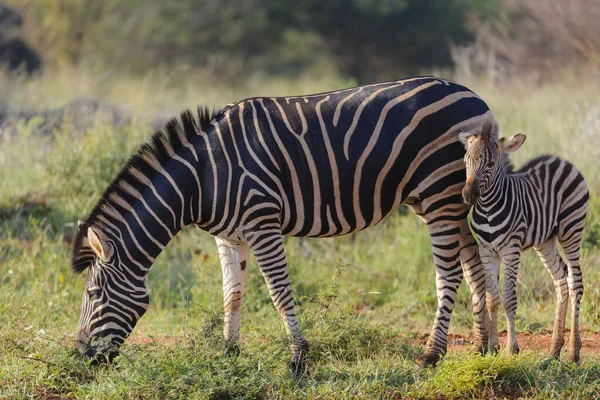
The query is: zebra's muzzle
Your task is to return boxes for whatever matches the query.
[78,337,120,365]
[462,177,480,205]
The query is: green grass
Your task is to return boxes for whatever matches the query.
[1,69,600,398]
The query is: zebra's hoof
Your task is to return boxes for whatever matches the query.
[505,342,520,355]
[416,351,442,367]
[547,346,562,360]
[288,357,306,377]
[473,341,488,356]
[224,343,241,357]
[567,352,580,364]
[489,342,501,355]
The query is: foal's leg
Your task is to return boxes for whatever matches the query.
[480,246,501,352]
[559,234,585,363]
[458,221,489,356]
[534,239,569,358]
[500,248,522,355]
[216,237,251,343]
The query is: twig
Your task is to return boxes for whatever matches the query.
[18,355,61,368]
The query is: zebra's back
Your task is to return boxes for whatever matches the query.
[207,76,493,239]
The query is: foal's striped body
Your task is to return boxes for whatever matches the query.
[461,126,589,361]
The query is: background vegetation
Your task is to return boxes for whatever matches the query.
[1,0,600,398]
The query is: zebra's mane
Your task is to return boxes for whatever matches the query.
[500,153,514,174]
[71,107,217,274]
[515,154,555,173]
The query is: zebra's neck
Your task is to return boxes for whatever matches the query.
[73,111,216,276]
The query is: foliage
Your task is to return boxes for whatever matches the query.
[5,0,498,82]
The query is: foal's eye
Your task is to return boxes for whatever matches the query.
[88,288,102,299]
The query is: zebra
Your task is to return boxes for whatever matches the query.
[459,122,589,362]
[72,76,495,369]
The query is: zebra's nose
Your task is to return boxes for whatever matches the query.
[462,177,479,205]
[77,331,90,354]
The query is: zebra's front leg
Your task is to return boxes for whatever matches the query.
[500,252,521,355]
[417,223,466,366]
[216,237,251,345]
[249,233,308,374]
[480,246,501,353]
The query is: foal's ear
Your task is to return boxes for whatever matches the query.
[458,130,478,149]
[498,134,526,153]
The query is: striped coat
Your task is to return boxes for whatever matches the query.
[73,77,495,368]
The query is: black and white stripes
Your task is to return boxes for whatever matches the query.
[72,76,495,367]
[460,123,589,361]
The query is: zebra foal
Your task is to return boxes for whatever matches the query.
[459,122,589,361]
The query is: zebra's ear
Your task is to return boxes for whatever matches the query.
[77,220,84,231]
[458,130,477,149]
[87,227,108,262]
[498,133,526,153]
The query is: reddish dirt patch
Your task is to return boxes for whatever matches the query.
[35,387,75,400]
[125,331,600,356]
[415,330,600,355]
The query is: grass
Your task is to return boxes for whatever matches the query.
[1,68,600,398]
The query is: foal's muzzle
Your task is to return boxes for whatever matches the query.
[462,177,480,205]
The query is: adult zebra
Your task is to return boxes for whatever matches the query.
[72,76,494,369]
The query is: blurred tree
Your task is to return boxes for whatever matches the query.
[5,0,499,82]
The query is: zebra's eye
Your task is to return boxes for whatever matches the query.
[88,288,102,299]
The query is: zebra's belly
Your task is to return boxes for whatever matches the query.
[284,196,403,238]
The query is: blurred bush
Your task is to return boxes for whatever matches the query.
[452,0,600,83]
[0,5,40,73]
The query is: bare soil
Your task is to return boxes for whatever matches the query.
[439,330,600,355]
[126,330,600,355]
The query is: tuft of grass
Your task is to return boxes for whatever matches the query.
[421,353,536,399]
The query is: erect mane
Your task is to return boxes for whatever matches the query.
[500,153,514,174]
[479,119,499,141]
[515,154,555,173]
[71,107,217,274]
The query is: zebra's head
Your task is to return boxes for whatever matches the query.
[72,222,150,364]
[459,123,526,205]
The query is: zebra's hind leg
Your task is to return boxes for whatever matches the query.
[480,246,501,353]
[417,218,488,366]
[216,237,251,349]
[249,232,308,374]
[559,230,586,363]
[534,239,569,359]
